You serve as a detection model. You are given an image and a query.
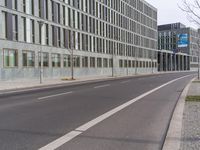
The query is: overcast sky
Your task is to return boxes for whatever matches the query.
[146,0,198,29]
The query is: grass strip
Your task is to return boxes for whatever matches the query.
[186,95,200,102]
[192,80,200,83]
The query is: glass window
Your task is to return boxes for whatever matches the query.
[97,57,102,68]
[90,57,95,68]
[82,56,88,68]
[39,52,49,67]
[2,11,7,39]
[63,54,70,68]
[51,53,61,67]
[3,49,18,67]
[22,51,35,67]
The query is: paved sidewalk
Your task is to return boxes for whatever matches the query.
[0,71,193,92]
[180,79,200,150]
[0,75,113,91]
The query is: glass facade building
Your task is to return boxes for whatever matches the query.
[0,0,157,80]
[158,23,199,71]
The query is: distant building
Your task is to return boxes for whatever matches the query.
[0,0,158,81]
[158,23,199,71]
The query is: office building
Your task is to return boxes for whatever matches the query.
[158,23,199,71]
[0,0,157,81]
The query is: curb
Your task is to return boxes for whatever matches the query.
[162,77,195,150]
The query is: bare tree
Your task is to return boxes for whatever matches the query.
[179,0,200,26]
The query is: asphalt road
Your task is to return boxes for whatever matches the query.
[0,72,195,150]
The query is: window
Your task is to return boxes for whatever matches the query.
[97,58,102,68]
[74,56,80,68]
[22,0,26,13]
[4,49,18,67]
[103,58,108,68]
[119,59,123,68]
[63,54,70,67]
[90,57,95,68]
[51,53,61,67]
[12,14,18,41]
[31,0,34,15]
[82,56,88,67]
[21,17,26,42]
[30,19,35,43]
[109,59,113,68]
[2,11,7,39]
[12,0,17,10]
[22,51,35,67]
[39,52,49,67]
[45,24,49,45]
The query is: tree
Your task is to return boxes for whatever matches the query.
[179,0,200,26]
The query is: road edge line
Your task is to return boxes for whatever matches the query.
[162,77,195,150]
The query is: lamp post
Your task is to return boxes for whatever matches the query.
[198,47,200,80]
[38,21,44,84]
[197,40,200,80]
[71,31,74,80]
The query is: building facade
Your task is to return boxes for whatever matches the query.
[0,0,157,81]
[158,23,199,71]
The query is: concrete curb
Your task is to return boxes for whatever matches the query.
[162,77,195,150]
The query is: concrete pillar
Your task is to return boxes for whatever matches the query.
[170,54,173,71]
[165,53,168,71]
[178,55,181,71]
[159,52,163,71]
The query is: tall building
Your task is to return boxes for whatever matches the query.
[0,0,157,81]
[158,23,199,71]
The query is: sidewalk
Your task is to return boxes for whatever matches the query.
[0,71,193,92]
[163,77,200,150]
[0,75,114,91]
[180,78,200,150]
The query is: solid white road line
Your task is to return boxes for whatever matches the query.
[121,80,130,84]
[94,84,110,89]
[38,91,73,100]
[39,74,193,150]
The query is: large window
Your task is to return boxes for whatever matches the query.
[22,51,35,67]
[2,11,7,39]
[3,49,18,67]
[39,52,49,67]
[82,56,88,68]
[51,53,61,67]
[12,14,18,41]
[21,17,26,42]
[97,58,102,68]
[63,54,70,67]
[90,57,95,68]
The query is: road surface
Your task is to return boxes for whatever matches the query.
[0,72,195,150]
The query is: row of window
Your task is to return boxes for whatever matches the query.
[119,59,157,68]
[3,49,113,68]
[2,49,155,69]
[3,0,157,29]
[1,10,156,48]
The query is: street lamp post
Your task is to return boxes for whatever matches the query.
[38,21,44,84]
[197,40,200,80]
[198,48,200,80]
[71,32,74,80]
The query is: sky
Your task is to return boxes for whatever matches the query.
[146,0,198,29]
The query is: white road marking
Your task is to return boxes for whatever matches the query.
[121,80,130,84]
[94,84,110,89]
[38,91,73,100]
[39,74,193,150]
